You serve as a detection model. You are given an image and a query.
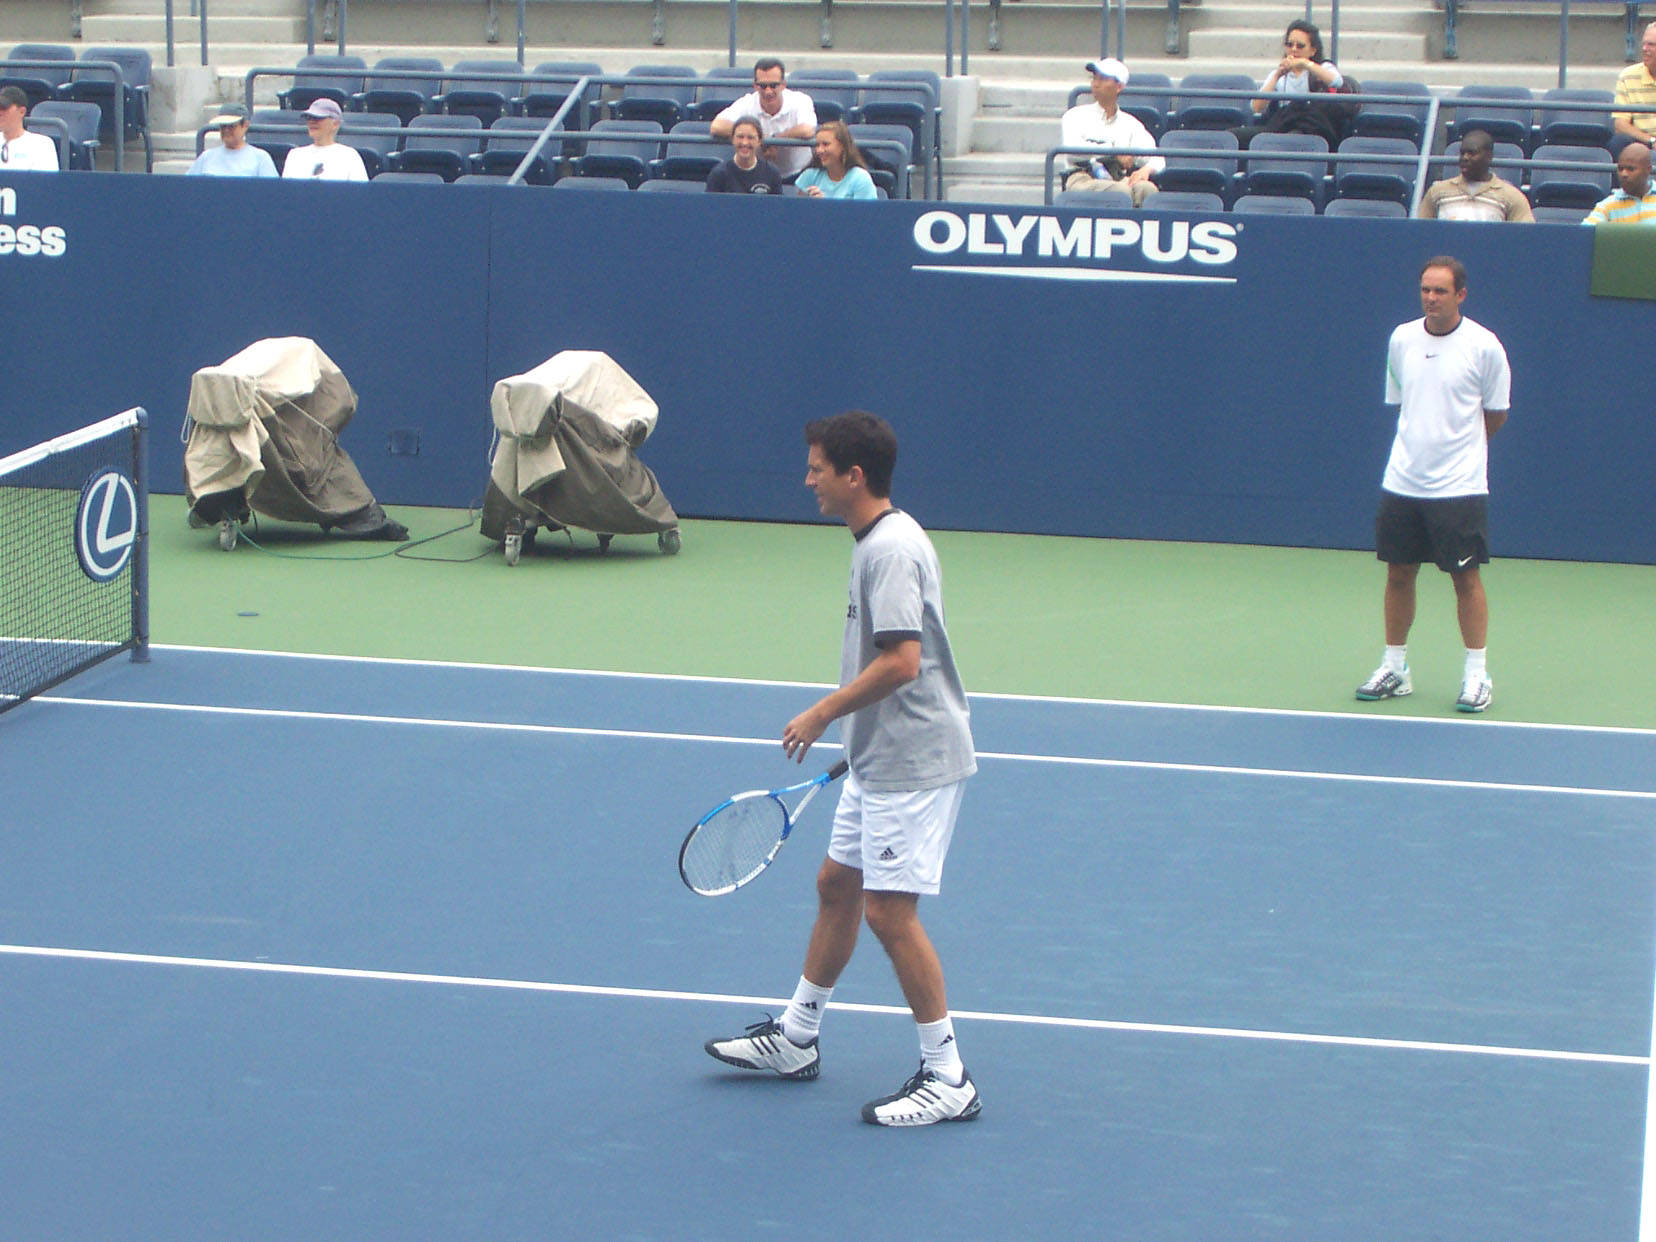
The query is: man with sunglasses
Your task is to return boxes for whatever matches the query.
[709,57,817,178]
[280,98,367,182]
[0,85,62,173]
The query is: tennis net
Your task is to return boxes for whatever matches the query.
[0,408,150,716]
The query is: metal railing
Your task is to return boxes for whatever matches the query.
[1442,0,1651,82]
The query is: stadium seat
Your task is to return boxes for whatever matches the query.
[849,122,914,198]
[650,120,720,181]
[1243,131,1328,204]
[858,70,941,175]
[692,66,754,121]
[1230,193,1316,216]
[520,61,602,128]
[338,111,406,179]
[1154,129,1242,201]
[1120,71,1174,139]
[2,43,77,111]
[435,59,524,127]
[614,64,699,129]
[385,114,484,181]
[58,46,152,171]
[247,107,306,167]
[1350,80,1433,147]
[467,116,557,183]
[1333,136,1418,206]
[277,53,366,111]
[1535,88,1614,150]
[1142,189,1225,213]
[552,175,631,191]
[568,119,663,186]
[372,171,444,183]
[455,173,533,186]
[26,100,99,169]
[1527,143,1613,208]
[1447,85,1535,150]
[1322,196,1408,218]
[1531,203,1590,224]
[637,177,706,193]
[787,69,860,124]
[353,57,445,125]
[1171,73,1257,131]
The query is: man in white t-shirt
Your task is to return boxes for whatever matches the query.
[1357,256,1511,714]
[281,98,368,181]
[0,85,62,173]
[708,57,816,178]
[1059,57,1162,206]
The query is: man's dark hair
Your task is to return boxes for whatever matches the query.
[1421,254,1467,292]
[1460,128,1493,154]
[754,57,786,79]
[805,410,897,498]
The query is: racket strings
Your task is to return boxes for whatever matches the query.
[681,795,789,895]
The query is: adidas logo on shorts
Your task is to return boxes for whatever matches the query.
[878,847,899,862]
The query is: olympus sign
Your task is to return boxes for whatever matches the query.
[910,209,1238,284]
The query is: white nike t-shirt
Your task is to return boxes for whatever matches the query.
[1381,315,1510,498]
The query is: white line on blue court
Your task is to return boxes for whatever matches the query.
[34,693,1656,802]
[150,646,1656,739]
[0,943,1642,1068]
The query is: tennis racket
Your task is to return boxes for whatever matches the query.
[678,758,851,896]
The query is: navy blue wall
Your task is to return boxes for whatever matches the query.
[3,172,1651,562]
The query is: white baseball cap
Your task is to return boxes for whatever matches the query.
[1084,58,1130,86]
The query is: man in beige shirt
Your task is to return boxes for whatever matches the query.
[1416,130,1533,222]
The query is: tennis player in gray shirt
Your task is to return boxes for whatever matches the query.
[704,409,981,1126]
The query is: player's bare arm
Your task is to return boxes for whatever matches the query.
[783,638,921,761]
[1484,409,1508,438]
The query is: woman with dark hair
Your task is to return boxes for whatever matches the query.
[795,120,879,200]
[1235,19,1358,148]
[706,115,783,194]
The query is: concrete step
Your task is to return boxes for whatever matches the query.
[80,13,309,43]
[1187,29,1431,62]
[971,112,1063,153]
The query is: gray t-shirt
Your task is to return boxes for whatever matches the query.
[840,509,977,792]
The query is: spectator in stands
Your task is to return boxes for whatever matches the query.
[0,84,61,173]
[1611,21,1656,154]
[707,115,783,194]
[281,98,368,182]
[1058,58,1162,207]
[1584,142,1656,224]
[1234,19,1357,148]
[709,58,817,180]
[187,104,279,178]
[796,121,878,200]
[1416,129,1533,222]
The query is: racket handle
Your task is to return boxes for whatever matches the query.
[827,759,850,781]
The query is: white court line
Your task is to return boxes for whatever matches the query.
[147,644,1656,739]
[31,693,1656,802]
[0,943,1641,1068]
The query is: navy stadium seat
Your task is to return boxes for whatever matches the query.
[650,120,720,181]
[1154,129,1242,201]
[435,59,524,127]
[25,100,98,169]
[614,65,699,129]
[1535,88,1614,150]
[338,111,405,179]
[1171,73,1257,131]
[2,43,77,111]
[1322,196,1408,218]
[692,66,754,122]
[354,57,444,125]
[1333,136,1418,206]
[385,114,484,181]
[277,53,366,111]
[1243,131,1329,204]
[1448,84,1535,150]
[1350,80,1433,147]
[569,119,663,186]
[58,46,152,171]
[467,116,557,183]
[787,69,860,124]
[1527,143,1613,208]
[1230,193,1316,215]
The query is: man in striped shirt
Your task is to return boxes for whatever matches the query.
[1612,22,1656,153]
[1584,143,1656,225]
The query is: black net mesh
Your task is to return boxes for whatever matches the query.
[0,412,147,715]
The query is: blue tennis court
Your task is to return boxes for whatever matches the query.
[2,646,1652,1240]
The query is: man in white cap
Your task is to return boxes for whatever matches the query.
[0,84,61,172]
[187,104,278,178]
[281,97,368,181]
[1059,57,1162,206]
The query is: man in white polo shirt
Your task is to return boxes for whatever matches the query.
[1357,255,1511,714]
[1059,57,1162,206]
[708,57,817,179]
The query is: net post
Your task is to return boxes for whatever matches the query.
[130,408,151,664]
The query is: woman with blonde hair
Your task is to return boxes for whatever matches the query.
[795,121,879,200]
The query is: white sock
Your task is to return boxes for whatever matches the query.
[1385,645,1408,673]
[1464,648,1487,681]
[917,1016,965,1084]
[780,977,833,1046]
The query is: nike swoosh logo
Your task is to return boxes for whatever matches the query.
[1457,555,1474,568]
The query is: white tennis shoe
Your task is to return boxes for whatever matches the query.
[1356,664,1412,701]
[1456,672,1493,713]
[704,1016,820,1080]
[861,1064,981,1126]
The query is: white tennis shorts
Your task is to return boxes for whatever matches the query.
[826,772,966,895]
